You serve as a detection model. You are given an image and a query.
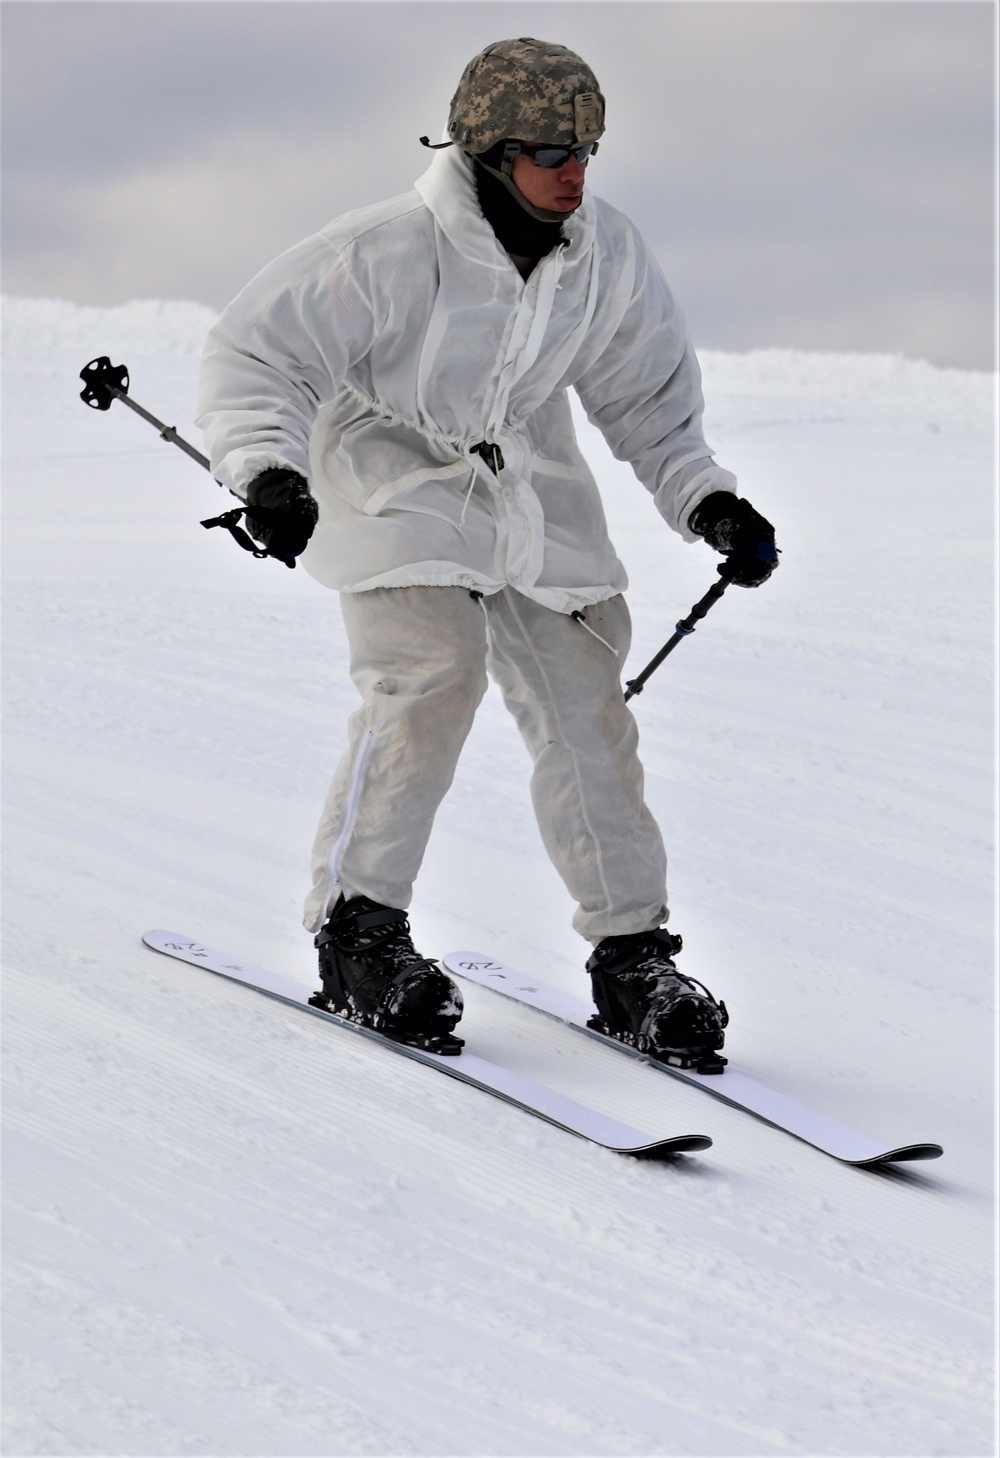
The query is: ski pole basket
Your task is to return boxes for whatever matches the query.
[78,356,273,561]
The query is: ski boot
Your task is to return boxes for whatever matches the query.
[310,895,464,1054]
[586,929,728,1073]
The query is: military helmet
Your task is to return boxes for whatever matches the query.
[448,37,605,154]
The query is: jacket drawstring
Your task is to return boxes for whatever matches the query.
[571,608,616,654]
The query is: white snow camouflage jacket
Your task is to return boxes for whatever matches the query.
[196,146,736,612]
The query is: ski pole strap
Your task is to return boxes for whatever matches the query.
[200,507,269,559]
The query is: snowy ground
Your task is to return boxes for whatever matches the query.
[2,296,995,1456]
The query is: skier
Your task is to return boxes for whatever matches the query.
[196,38,779,1059]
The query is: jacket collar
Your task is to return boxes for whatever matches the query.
[414,145,596,270]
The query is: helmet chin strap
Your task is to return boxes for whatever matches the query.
[475,141,572,225]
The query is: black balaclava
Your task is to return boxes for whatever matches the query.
[474,143,567,259]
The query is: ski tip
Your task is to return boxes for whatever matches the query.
[143,929,205,956]
[629,1134,714,1158]
[142,929,185,949]
[854,1142,944,1166]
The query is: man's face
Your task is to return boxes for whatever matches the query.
[510,146,588,213]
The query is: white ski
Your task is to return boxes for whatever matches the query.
[443,952,943,1168]
[142,931,712,1159]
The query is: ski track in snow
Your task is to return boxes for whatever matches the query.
[2,297,995,1456]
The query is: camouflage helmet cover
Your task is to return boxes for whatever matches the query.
[448,37,605,154]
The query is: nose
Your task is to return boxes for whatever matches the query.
[557,155,587,184]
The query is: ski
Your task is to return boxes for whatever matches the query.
[142,931,712,1159]
[443,952,943,1168]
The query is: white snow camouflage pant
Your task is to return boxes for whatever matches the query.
[303,586,669,944]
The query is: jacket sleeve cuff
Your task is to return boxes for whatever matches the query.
[215,452,310,501]
[654,459,739,542]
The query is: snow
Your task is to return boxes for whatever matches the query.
[2,295,995,1456]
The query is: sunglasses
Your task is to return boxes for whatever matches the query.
[516,142,598,169]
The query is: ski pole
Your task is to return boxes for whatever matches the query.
[624,569,731,701]
[78,356,270,560]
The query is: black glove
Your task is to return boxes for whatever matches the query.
[244,468,318,564]
[689,492,779,587]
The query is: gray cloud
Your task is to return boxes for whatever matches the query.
[2,1,994,367]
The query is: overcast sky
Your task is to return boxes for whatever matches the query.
[2,1,995,368]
